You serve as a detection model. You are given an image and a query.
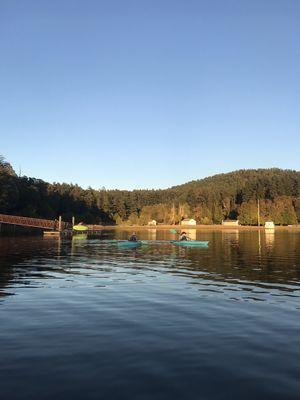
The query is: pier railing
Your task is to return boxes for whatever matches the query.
[0,214,70,231]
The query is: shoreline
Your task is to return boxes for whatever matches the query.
[90,224,300,231]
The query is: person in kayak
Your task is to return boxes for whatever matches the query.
[129,232,138,241]
[179,232,189,241]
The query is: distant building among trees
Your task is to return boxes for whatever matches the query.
[222,220,240,227]
[180,218,197,226]
[265,221,275,229]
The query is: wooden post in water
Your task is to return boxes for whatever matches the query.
[72,216,75,227]
[58,216,62,232]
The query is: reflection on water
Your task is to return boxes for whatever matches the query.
[222,229,239,243]
[265,230,275,247]
[2,230,300,300]
[147,228,157,240]
[0,230,300,400]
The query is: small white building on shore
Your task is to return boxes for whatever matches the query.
[265,221,275,229]
[180,218,196,226]
[148,220,157,226]
[222,220,240,227]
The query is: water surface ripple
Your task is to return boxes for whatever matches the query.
[0,230,300,399]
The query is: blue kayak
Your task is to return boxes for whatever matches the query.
[100,239,209,247]
[171,240,209,247]
[117,240,143,248]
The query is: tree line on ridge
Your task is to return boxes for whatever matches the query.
[1,155,300,226]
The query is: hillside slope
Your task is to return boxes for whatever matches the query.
[1,156,299,225]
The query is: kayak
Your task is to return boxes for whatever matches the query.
[171,240,209,247]
[117,240,144,248]
[100,239,209,247]
[101,239,165,244]
[73,225,88,231]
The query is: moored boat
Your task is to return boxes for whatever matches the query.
[73,225,89,231]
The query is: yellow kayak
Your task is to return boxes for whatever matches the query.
[73,225,88,232]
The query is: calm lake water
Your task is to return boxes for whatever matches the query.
[0,229,300,400]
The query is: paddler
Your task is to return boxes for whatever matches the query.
[179,232,189,241]
[129,232,138,242]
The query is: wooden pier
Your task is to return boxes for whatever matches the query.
[0,213,71,235]
[0,213,105,237]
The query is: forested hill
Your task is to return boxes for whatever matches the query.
[1,155,300,225]
[169,168,300,204]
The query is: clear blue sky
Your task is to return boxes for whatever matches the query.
[1,0,299,189]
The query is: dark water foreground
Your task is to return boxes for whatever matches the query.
[0,229,300,400]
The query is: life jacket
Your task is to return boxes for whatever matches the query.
[129,235,137,242]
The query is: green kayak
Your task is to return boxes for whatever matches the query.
[171,240,209,247]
